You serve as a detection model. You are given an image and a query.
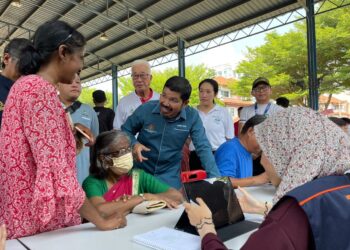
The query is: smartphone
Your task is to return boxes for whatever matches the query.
[75,125,92,142]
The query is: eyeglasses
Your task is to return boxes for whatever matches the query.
[131,73,150,80]
[104,146,132,158]
[253,85,270,93]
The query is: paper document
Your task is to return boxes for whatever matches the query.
[133,226,201,250]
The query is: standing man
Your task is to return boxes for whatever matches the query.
[58,74,99,184]
[239,77,283,132]
[0,38,31,128]
[92,90,115,133]
[113,59,160,129]
[122,76,220,189]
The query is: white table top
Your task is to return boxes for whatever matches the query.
[6,239,26,250]
[16,185,275,250]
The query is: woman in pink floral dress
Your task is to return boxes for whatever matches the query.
[0,21,125,239]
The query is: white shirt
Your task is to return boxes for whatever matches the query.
[113,91,160,129]
[189,105,234,151]
[240,102,284,123]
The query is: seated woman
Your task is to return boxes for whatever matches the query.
[83,130,183,217]
[184,107,350,250]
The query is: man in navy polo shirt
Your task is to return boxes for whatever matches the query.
[0,38,31,128]
[122,76,220,188]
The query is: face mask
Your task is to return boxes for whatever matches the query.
[110,152,133,173]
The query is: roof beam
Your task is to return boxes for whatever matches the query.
[60,0,176,52]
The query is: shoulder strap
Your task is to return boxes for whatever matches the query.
[65,101,82,114]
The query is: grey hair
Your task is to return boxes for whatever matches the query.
[131,59,151,74]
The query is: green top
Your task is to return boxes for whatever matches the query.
[82,169,170,198]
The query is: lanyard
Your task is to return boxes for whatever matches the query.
[255,102,271,116]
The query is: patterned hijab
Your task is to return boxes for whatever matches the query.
[255,107,350,203]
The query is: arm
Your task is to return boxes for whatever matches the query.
[79,197,127,230]
[113,102,123,129]
[108,109,115,131]
[190,111,220,178]
[229,173,269,188]
[237,187,272,215]
[121,105,144,146]
[143,188,183,208]
[88,195,144,217]
[90,107,99,137]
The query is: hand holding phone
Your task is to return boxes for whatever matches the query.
[74,123,95,147]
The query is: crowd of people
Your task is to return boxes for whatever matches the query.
[0,20,349,250]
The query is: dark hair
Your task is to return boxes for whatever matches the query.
[163,76,192,101]
[329,117,347,127]
[90,130,130,179]
[237,107,243,117]
[2,38,31,69]
[198,79,219,103]
[241,115,266,134]
[342,117,350,125]
[276,97,290,108]
[93,90,107,103]
[18,20,86,75]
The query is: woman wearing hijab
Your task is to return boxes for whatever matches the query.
[184,107,350,250]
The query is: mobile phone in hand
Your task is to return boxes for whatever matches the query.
[75,125,92,142]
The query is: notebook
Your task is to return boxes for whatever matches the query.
[175,177,259,241]
[132,227,201,250]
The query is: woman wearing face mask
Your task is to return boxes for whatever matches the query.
[83,130,183,217]
[184,107,350,250]
[189,79,234,170]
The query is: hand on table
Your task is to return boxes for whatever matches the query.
[237,186,264,215]
[96,214,127,231]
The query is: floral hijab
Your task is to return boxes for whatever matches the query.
[255,107,350,203]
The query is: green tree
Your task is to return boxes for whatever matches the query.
[118,64,215,106]
[79,88,113,108]
[233,3,350,106]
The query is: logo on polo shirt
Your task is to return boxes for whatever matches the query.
[0,101,4,111]
[145,123,156,133]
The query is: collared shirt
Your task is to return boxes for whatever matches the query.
[189,105,234,151]
[121,100,220,188]
[215,137,252,178]
[113,90,160,129]
[0,74,14,128]
[71,103,99,184]
[240,102,283,123]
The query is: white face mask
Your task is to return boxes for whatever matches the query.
[109,152,133,173]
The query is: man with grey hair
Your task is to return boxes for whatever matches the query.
[0,38,31,128]
[113,59,160,129]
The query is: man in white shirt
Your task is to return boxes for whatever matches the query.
[239,77,283,133]
[113,60,160,129]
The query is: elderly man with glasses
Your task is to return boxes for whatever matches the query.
[113,59,160,129]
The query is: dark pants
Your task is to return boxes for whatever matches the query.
[189,151,215,171]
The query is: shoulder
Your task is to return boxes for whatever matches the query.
[119,92,137,104]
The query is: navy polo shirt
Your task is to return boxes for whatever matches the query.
[0,74,14,128]
[121,100,220,188]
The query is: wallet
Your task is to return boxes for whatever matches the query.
[132,200,167,214]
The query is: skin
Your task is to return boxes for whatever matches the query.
[88,136,183,218]
[37,44,125,231]
[198,81,216,113]
[131,63,152,98]
[229,127,269,188]
[1,52,20,81]
[238,83,272,133]
[133,87,189,162]
[0,224,6,250]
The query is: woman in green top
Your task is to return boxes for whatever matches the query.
[83,130,183,217]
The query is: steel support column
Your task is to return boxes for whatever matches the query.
[112,64,118,111]
[306,0,318,110]
[178,38,185,77]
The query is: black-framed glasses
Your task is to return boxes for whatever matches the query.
[103,146,132,158]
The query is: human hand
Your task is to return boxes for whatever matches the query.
[237,186,264,215]
[184,198,212,227]
[133,143,150,162]
[0,224,6,250]
[95,214,127,230]
[74,123,95,147]
[254,172,270,185]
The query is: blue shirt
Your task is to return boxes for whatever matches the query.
[71,103,99,184]
[0,74,14,129]
[215,137,252,178]
[121,100,220,188]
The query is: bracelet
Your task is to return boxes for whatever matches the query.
[263,201,269,217]
[195,217,213,230]
[139,193,146,201]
